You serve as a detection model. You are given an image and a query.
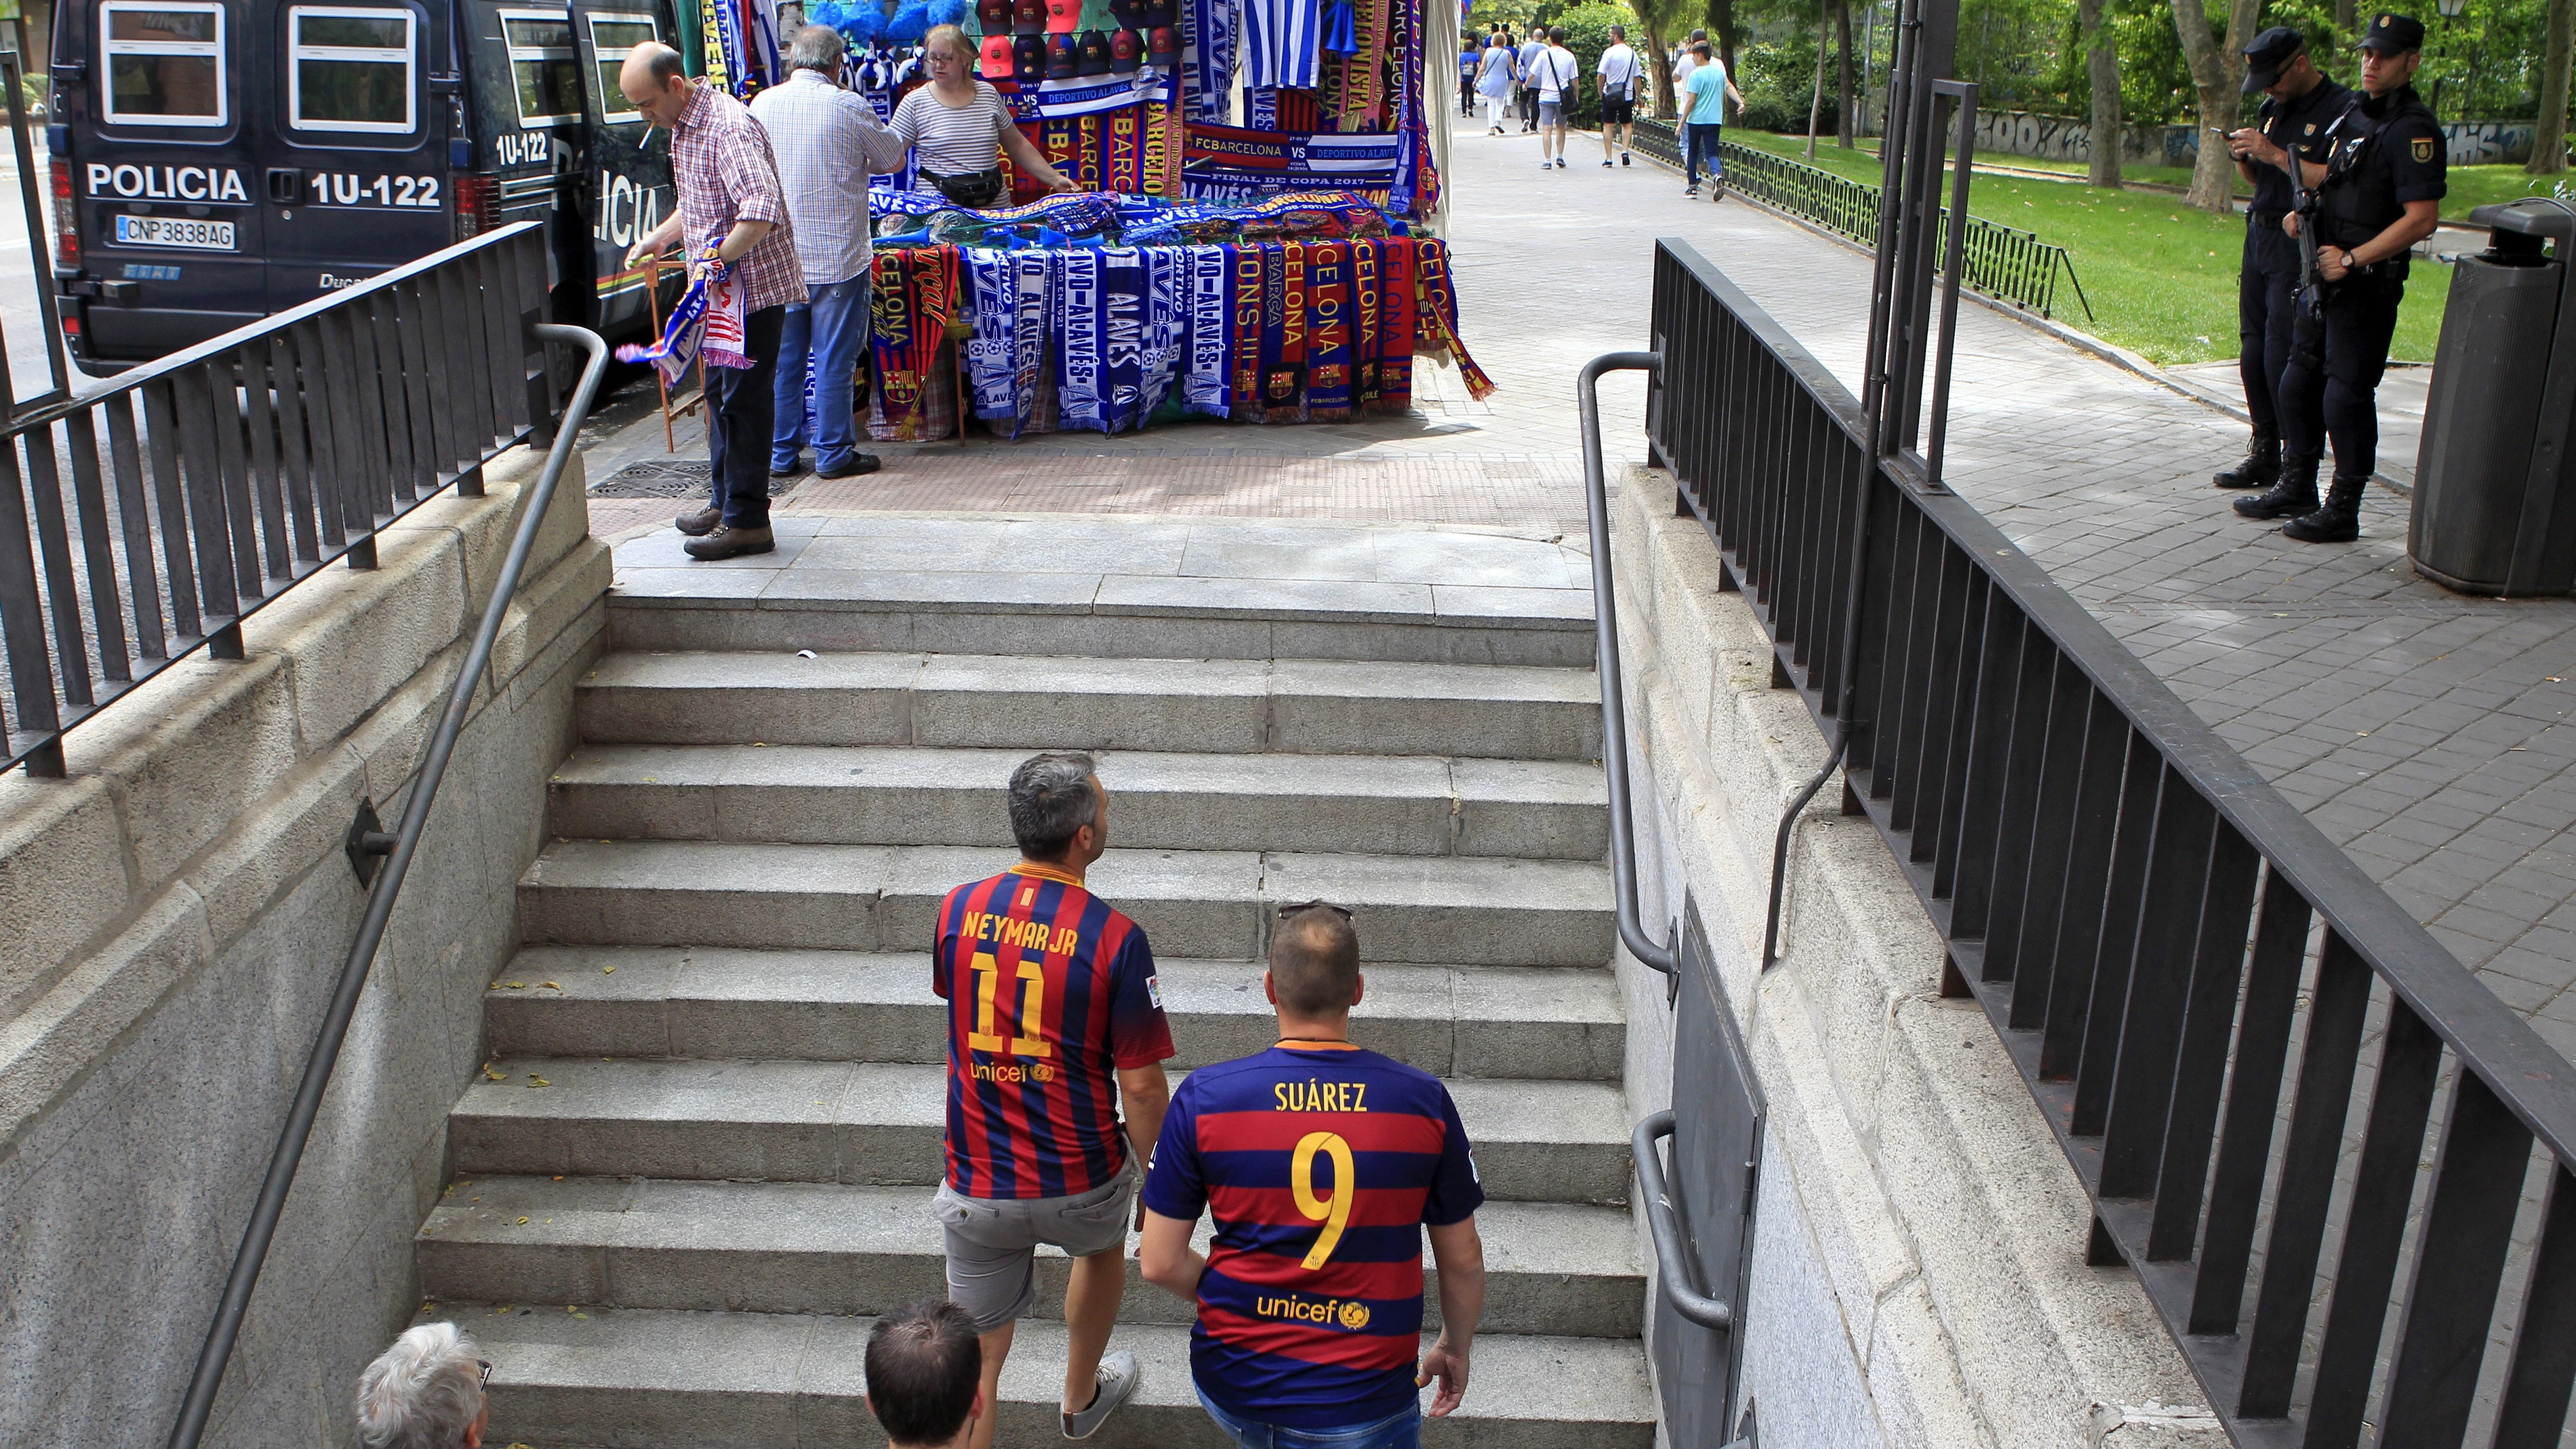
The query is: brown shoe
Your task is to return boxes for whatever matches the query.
[683,524,776,560]
[675,505,722,536]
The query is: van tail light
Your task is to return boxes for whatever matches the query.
[48,157,78,267]
[453,172,500,240]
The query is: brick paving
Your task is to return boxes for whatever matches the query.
[576,125,2576,1048]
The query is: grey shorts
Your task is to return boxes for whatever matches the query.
[935,1164,1137,1333]
[1539,99,1565,127]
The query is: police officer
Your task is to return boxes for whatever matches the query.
[2235,12,2445,541]
[2212,27,2352,491]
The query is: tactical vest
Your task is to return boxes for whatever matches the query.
[2319,86,2435,249]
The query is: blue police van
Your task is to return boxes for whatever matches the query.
[46,0,680,371]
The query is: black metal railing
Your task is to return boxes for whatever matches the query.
[0,221,561,778]
[1646,235,2576,1448]
[1632,119,2091,323]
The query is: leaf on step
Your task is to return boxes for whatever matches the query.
[527,1075,550,1087]
[517,1217,530,1225]
[496,1303,514,1313]
[537,981,562,991]
[482,1064,507,1082]
[602,965,616,974]
[503,982,526,990]
[569,1309,589,1320]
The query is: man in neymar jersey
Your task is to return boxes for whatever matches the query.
[932,752,1175,1444]
[1139,902,1487,1448]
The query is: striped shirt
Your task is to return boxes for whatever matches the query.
[668,80,805,314]
[1242,0,1322,89]
[748,68,909,286]
[1143,1041,1483,1428]
[935,864,1175,1199]
[892,81,1018,177]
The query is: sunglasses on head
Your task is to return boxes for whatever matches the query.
[477,1361,494,1392]
[1276,899,1352,921]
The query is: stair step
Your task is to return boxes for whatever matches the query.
[572,651,1605,762]
[546,744,1610,861]
[418,1176,1642,1337]
[434,1302,1653,1449]
[449,1058,1630,1204]
[486,948,1626,1081]
[516,841,1616,968]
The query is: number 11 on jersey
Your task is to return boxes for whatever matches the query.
[967,949,1052,1057]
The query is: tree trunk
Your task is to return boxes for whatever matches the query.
[1807,1,1829,158]
[2080,0,2122,186]
[2534,0,2574,175]
[2169,0,2260,211]
[1835,0,1856,145]
[1708,0,1740,96]
[2334,0,2354,35]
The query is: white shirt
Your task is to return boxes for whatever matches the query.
[1597,42,1640,97]
[1532,44,1578,100]
[1673,50,1699,86]
[748,68,908,286]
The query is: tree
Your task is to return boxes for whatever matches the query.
[1834,0,1856,143]
[2169,0,2260,210]
[2079,0,2122,185]
[1626,0,1698,114]
[1708,0,1743,84]
[2537,0,2573,175]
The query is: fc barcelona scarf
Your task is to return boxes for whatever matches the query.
[1185,244,1232,417]
[1305,240,1353,420]
[1351,236,1381,411]
[1227,243,1266,416]
[1259,240,1306,421]
[871,246,962,439]
[1378,234,1417,408]
[1411,237,1492,399]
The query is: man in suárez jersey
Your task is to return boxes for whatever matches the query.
[1139,902,1486,1449]
[932,752,1174,1444]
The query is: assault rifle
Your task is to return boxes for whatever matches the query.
[2282,143,2329,373]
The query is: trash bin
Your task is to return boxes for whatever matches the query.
[2409,200,2576,596]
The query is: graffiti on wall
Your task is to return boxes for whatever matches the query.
[1973,110,2535,168]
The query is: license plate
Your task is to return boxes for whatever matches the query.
[114,214,236,251]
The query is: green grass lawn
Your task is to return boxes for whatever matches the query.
[1729,129,2451,366]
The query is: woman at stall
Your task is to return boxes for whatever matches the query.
[893,24,1081,206]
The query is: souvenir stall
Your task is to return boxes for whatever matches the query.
[643,0,1485,439]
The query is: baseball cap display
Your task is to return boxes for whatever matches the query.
[1146,22,1178,62]
[1045,0,1080,32]
[1076,27,1111,73]
[1013,0,1044,33]
[2360,11,2426,51]
[2239,25,2305,90]
[1013,31,1047,77]
[977,0,1011,31]
[1046,29,1080,74]
[1109,26,1141,71]
[981,31,1015,76]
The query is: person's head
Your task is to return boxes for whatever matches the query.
[788,23,847,77]
[2240,25,2317,99]
[865,1302,985,1449]
[924,22,979,80]
[1608,23,1625,42]
[1548,26,1565,44]
[356,1323,488,1449]
[617,41,691,128]
[1690,39,1712,59]
[2357,12,2424,94]
[1688,27,1706,41]
[1007,751,1108,869]
[1267,900,1362,1027]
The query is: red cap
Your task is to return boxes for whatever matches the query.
[1045,0,1080,33]
[980,32,1015,76]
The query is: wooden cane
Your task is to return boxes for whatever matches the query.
[645,252,677,454]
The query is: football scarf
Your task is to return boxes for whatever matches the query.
[1182,126,1402,197]
[961,245,1020,422]
[1188,0,1235,119]
[1271,88,1321,132]
[1096,247,1146,432]
[700,0,736,98]
[1227,243,1266,415]
[1257,240,1304,420]
[1055,247,1106,432]
[616,267,714,386]
[871,246,962,439]
[1305,239,1351,420]
[1411,236,1490,399]
[1141,246,1188,422]
[700,255,752,369]
[1105,103,1144,193]
[1351,234,1380,410]
[1184,244,1231,416]
[1247,86,1278,130]
[1378,232,1415,406]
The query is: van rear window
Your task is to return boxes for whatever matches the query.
[587,14,656,123]
[288,5,415,131]
[101,1,228,128]
[500,9,579,127]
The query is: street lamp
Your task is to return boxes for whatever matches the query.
[2430,0,2464,124]
[2433,0,2464,18]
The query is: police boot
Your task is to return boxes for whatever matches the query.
[2281,470,2366,543]
[2233,454,2319,520]
[2212,429,2280,489]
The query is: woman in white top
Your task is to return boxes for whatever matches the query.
[1474,33,1516,135]
[892,24,1076,206]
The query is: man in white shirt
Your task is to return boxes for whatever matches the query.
[1531,27,1579,168]
[750,25,909,481]
[1515,31,1547,132]
[1596,24,1641,167]
[1672,27,1706,91]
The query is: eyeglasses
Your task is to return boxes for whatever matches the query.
[476,1361,494,1392]
[1276,899,1352,921]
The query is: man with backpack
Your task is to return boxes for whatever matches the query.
[1597,24,1642,167]
[1532,28,1580,169]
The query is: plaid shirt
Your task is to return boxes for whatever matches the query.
[670,82,806,313]
[749,69,908,287]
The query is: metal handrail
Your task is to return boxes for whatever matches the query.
[1632,1110,1734,1329]
[164,323,608,1449]
[1578,351,1678,984]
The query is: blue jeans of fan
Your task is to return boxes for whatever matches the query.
[770,274,869,475]
[1194,1389,1422,1449]
[1684,122,1725,187]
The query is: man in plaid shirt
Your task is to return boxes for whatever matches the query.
[751,27,907,484]
[619,42,807,560]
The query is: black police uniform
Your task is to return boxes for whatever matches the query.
[2266,69,2443,539]
[2221,64,2351,484]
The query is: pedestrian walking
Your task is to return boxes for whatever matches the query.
[931,752,1171,1447]
[2236,12,2443,542]
[1458,38,1478,116]
[1597,24,1642,167]
[750,25,909,485]
[1679,40,1742,199]
[1671,28,1706,92]
[1139,902,1487,1449]
[864,1303,989,1449]
[619,41,805,561]
[2211,26,2352,494]
[1475,32,1515,134]
[1531,28,1578,169]
[1516,31,1546,132]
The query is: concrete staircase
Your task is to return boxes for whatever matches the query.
[417,532,1655,1448]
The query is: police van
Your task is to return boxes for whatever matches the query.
[46,0,680,371]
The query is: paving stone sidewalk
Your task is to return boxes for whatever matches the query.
[580,123,2576,1049]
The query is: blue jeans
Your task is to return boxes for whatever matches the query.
[1684,122,1724,186]
[1195,1388,1421,1449]
[771,275,869,474]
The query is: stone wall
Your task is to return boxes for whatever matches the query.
[0,445,610,1448]
[1973,109,2538,169]
[1607,466,2227,1448]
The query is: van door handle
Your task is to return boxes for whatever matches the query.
[266,169,304,205]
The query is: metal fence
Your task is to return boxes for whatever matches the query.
[1648,235,2576,1448]
[1633,119,2090,321]
[0,222,560,778]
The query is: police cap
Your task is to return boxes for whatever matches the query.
[2240,25,2306,91]
[2359,11,2426,51]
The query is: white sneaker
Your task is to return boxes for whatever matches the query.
[1062,1351,1139,1440]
